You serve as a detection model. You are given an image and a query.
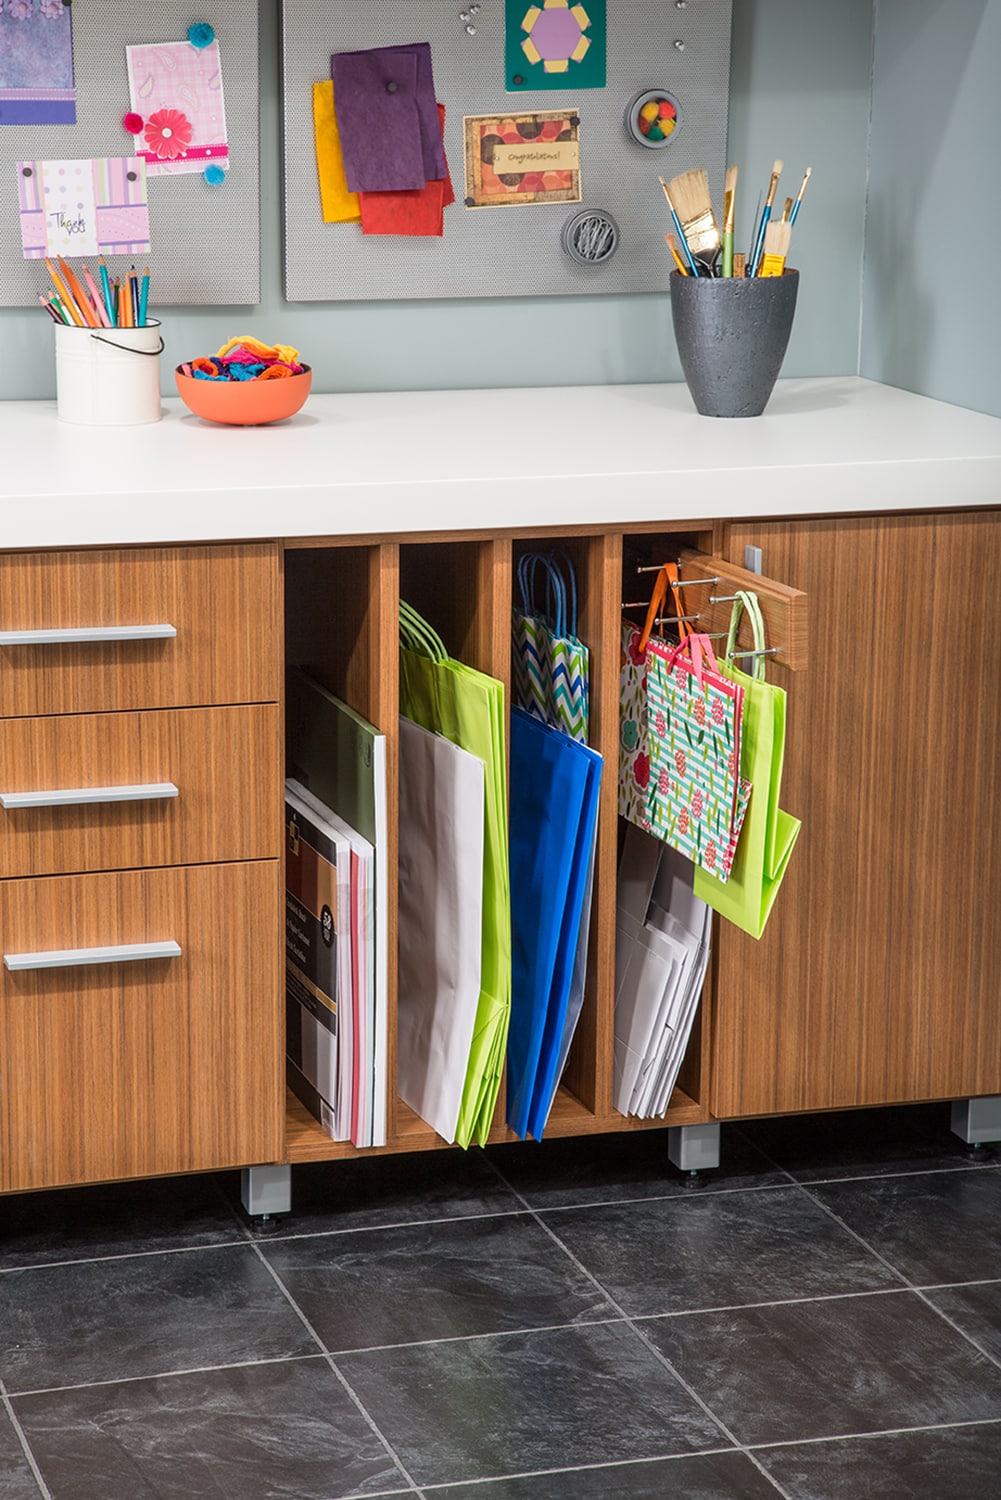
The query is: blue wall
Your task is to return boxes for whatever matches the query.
[861,0,1000,417]
[4,0,964,407]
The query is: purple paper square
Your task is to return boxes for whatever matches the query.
[331,50,424,193]
[377,43,446,183]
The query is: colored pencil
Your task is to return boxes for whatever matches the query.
[49,292,72,324]
[37,293,61,323]
[45,258,85,325]
[57,256,100,328]
[82,263,111,328]
[98,256,116,327]
[138,269,150,328]
[128,266,139,327]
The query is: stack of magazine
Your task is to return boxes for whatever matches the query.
[284,669,388,1149]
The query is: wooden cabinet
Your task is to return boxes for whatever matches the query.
[710,509,1001,1118]
[3,509,997,1199]
[0,544,284,1193]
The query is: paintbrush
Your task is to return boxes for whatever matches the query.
[788,166,812,226]
[782,196,794,223]
[665,167,721,273]
[658,177,701,276]
[757,219,791,276]
[721,164,738,277]
[664,234,689,276]
[748,159,783,276]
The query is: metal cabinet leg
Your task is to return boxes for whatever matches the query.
[240,1164,292,1219]
[667,1122,721,1174]
[951,1097,1001,1150]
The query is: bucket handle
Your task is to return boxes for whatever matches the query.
[88,332,164,357]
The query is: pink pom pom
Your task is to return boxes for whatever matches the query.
[123,112,144,135]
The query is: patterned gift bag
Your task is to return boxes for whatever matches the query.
[619,563,691,831]
[512,551,589,743]
[645,633,751,883]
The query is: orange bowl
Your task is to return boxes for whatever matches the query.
[174,364,312,424]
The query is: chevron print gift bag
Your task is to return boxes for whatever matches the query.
[512,552,589,743]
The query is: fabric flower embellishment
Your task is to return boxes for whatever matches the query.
[40,0,67,16]
[8,0,35,20]
[144,108,193,161]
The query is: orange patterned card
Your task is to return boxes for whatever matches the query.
[462,109,581,208]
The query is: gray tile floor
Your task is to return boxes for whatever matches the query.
[1,1103,1000,1498]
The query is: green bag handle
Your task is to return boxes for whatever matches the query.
[725,590,767,682]
[399,598,448,663]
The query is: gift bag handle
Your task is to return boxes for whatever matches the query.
[638,561,691,654]
[399,599,448,663]
[517,550,577,640]
[664,631,721,687]
[725,590,767,681]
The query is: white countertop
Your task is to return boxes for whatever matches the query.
[2,377,1000,549]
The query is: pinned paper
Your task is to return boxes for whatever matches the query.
[505,0,606,93]
[359,104,454,237]
[332,43,446,194]
[17,157,150,260]
[463,111,581,208]
[313,81,360,224]
[126,39,229,177]
[0,0,76,125]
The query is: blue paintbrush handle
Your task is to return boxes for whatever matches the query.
[749,206,771,276]
[669,208,701,277]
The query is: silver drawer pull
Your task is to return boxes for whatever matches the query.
[0,782,179,810]
[4,940,182,972]
[0,624,176,646]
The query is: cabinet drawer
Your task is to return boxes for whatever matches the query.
[0,861,282,1192]
[0,545,280,716]
[0,704,281,878]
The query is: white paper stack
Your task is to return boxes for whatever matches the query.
[613,823,711,1118]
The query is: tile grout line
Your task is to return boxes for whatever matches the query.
[414,1444,759,1492]
[747,1413,1001,1454]
[6,1351,333,1402]
[248,1239,424,1498]
[0,1374,53,1500]
[797,1179,1001,1374]
[483,1155,795,1500]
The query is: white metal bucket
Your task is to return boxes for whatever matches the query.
[54,320,164,426]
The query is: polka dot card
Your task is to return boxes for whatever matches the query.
[16,157,150,259]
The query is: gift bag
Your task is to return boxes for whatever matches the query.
[645,631,751,882]
[399,600,511,1146]
[619,562,690,829]
[512,551,589,743]
[694,591,801,938]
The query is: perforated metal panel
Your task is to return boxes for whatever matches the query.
[282,0,731,302]
[0,1,259,308]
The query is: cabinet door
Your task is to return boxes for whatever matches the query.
[711,511,1001,1117]
[0,861,283,1191]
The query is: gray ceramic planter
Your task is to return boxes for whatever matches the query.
[670,268,799,417]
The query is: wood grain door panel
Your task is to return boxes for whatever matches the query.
[711,511,1001,1117]
[0,861,283,1191]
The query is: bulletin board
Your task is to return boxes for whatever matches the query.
[281,0,732,302]
[0,1,259,307]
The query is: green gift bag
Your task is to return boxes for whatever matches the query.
[694,591,801,939]
[399,600,511,1146]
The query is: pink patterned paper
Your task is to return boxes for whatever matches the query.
[17,156,149,258]
[126,39,229,178]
